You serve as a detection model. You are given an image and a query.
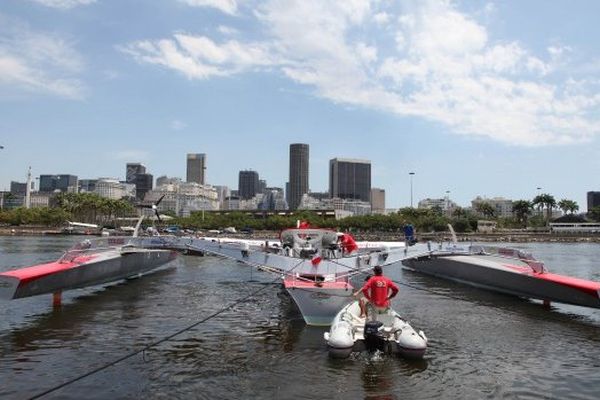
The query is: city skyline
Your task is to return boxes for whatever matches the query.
[5,153,593,211]
[1,1,599,208]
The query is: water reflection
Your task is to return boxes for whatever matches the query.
[1,268,176,353]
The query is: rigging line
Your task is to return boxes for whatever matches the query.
[186,244,317,282]
[27,277,278,400]
[388,275,503,304]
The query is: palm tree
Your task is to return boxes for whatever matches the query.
[558,199,579,215]
[512,200,532,227]
[475,202,496,219]
[452,207,467,218]
[532,193,556,224]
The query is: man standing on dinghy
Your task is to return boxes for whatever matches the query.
[361,266,399,320]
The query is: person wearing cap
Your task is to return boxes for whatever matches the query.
[361,265,399,319]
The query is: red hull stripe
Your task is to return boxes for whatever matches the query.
[536,272,600,298]
[503,264,600,299]
[0,256,96,286]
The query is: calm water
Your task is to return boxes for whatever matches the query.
[1,236,600,399]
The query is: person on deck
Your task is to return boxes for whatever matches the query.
[361,265,399,320]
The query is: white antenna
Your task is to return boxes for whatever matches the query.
[132,214,145,238]
[447,224,458,244]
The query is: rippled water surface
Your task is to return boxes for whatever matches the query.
[1,237,600,399]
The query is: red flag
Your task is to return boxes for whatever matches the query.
[311,255,322,266]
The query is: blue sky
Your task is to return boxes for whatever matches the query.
[1,0,599,209]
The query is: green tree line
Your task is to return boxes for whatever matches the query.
[0,193,134,227]
[2,191,597,233]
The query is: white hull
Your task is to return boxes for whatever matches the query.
[284,281,354,326]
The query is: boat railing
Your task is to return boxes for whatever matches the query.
[59,237,134,262]
[468,245,546,273]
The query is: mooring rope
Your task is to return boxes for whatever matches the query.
[28,276,279,400]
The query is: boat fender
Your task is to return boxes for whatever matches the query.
[241,242,250,258]
[327,321,354,349]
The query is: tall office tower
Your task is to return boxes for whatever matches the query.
[10,181,27,195]
[289,143,309,210]
[371,188,386,213]
[587,191,600,211]
[135,173,154,200]
[187,153,206,185]
[329,158,371,202]
[39,174,78,193]
[238,170,259,200]
[258,179,267,194]
[126,163,146,183]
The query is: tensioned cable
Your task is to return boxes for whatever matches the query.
[28,273,282,400]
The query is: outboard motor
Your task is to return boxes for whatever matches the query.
[363,321,385,352]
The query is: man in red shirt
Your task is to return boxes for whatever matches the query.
[361,265,399,319]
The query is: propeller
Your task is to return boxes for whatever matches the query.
[138,194,165,223]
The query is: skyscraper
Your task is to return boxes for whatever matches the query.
[329,158,371,202]
[289,143,309,210]
[238,170,259,200]
[39,174,78,193]
[134,173,154,200]
[187,153,206,185]
[587,191,600,211]
[126,163,146,183]
[371,188,386,213]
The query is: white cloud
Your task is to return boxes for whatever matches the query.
[0,15,85,99]
[30,0,96,9]
[120,33,275,79]
[171,119,187,130]
[179,0,239,15]
[122,0,600,146]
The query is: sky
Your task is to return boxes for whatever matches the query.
[0,0,599,210]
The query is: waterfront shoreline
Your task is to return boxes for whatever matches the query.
[2,226,600,243]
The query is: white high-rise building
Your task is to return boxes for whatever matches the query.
[186,153,206,185]
[95,178,133,200]
[145,181,219,217]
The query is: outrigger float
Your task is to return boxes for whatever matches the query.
[0,237,176,303]
[402,245,600,309]
[0,204,177,304]
[402,226,600,310]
